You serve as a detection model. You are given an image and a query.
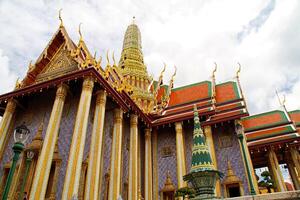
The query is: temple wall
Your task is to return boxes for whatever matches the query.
[121,116,130,197]
[55,89,81,198]
[0,91,55,175]
[100,108,114,199]
[157,126,177,198]
[183,123,193,173]
[212,122,250,196]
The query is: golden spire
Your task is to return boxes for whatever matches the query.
[78,23,83,41]
[59,9,63,27]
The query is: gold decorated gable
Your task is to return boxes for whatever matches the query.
[36,44,78,83]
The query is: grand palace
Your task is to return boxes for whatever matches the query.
[0,14,299,200]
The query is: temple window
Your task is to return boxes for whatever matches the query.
[222,161,244,198]
[160,171,175,200]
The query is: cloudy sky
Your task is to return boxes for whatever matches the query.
[0,0,299,114]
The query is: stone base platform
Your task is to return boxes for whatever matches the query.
[224,190,300,200]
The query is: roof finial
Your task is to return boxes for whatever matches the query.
[112,51,116,66]
[106,50,110,65]
[94,51,97,59]
[132,16,136,24]
[212,62,217,78]
[236,62,241,79]
[276,90,286,107]
[59,9,63,27]
[78,23,83,41]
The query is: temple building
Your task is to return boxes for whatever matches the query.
[0,16,299,200]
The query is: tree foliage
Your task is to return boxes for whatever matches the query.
[258,171,276,193]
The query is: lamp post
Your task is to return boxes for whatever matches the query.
[235,121,256,195]
[1,123,30,200]
[18,150,34,200]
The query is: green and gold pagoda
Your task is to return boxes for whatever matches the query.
[184,105,223,199]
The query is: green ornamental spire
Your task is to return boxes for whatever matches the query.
[191,105,214,172]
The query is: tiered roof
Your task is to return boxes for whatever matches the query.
[242,110,299,148]
[152,80,247,126]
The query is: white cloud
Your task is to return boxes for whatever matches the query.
[0,0,299,114]
[0,49,17,94]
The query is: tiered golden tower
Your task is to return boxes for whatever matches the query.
[118,19,154,112]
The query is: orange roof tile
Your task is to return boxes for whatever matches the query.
[168,81,211,107]
[215,81,240,104]
[289,110,300,126]
[242,110,289,132]
[247,133,299,147]
[246,125,295,141]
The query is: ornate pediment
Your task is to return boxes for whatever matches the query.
[36,45,78,83]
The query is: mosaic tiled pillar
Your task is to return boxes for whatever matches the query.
[84,90,107,200]
[108,108,123,199]
[236,121,259,194]
[0,99,16,161]
[129,114,138,200]
[62,77,94,199]
[204,125,221,197]
[29,84,68,200]
[268,148,287,192]
[144,128,152,200]
[175,122,187,189]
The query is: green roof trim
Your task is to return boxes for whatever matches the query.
[242,110,290,132]
[289,110,300,114]
[247,125,295,142]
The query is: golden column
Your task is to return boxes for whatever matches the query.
[144,128,153,200]
[129,114,138,200]
[203,125,221,197]
[29,84,68,199]
[62,77,94,199]
[290,147,300,175]
[84,90,107,200]
[0,99,17,160]
[152,129,159,200]
[108,108,124,200]
[286,159,300,190]
[267,147,287,192]
[175,122,187,189]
